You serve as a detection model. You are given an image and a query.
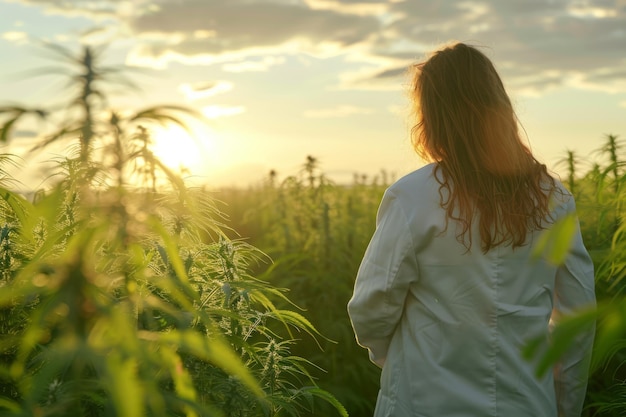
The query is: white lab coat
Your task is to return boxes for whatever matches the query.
[347,163,596,417]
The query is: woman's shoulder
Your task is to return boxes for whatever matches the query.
[383,163,442,212]
[388,163,439,193]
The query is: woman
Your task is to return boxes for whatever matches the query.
[347,42,596,417]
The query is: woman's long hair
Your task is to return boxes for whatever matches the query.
[410,42,555,252]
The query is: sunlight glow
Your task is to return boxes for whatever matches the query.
[150,125,216,173]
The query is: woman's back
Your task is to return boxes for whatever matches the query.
[347,42,595,417]
[355,164,594,416]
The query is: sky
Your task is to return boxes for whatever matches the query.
[0,0,625,190]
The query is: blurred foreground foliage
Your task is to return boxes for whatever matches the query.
[0,45,347,417]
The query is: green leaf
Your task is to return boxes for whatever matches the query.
[144,330,264,398]
[299,386,349,417]
[106,353,145,417]
[159,346,198,417]
[532,213,577,265]
[149,217,189,283]
[0,187,33,226]
[590,301,626,370]
[523,306,598,377]
[0,397,21,412]
[270,309,330,347]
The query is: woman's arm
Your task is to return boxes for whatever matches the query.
[347,189,419,368]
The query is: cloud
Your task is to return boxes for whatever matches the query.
[222,56,286,73]
[401,2,598,59]
[79,25,119,44]
[202,105,246,119]
[376,0,626,94]
[337,63,411,91]
[2,31,28,43]
[125,0,381,65]
[122,0,626,96]
[9,0,147,18]
[568,67,626,94]
[11,0,626,97]
[303,0,389,15]
[178,81,234,101]
[303,105,373,118]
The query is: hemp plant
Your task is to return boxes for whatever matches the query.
[0,44,347,417]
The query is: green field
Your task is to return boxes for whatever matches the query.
[1,45,625,417]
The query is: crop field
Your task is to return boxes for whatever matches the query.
[0,46,625,417]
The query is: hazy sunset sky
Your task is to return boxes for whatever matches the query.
[1,0,625,189]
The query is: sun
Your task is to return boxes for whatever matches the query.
[150,125,214,173]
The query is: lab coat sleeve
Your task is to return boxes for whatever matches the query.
[552,196,596,417]
[347,189,419,368]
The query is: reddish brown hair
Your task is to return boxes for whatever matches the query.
[411,42,555,251]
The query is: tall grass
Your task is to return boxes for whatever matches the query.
[570,134,626,417]
[219,159,392,416]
